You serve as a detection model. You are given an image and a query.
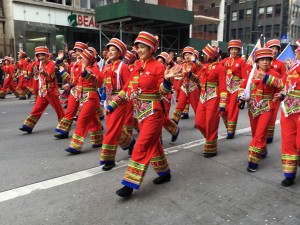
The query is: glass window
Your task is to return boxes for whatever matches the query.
[238,28,243,40]
[46,0,63,3]
[245,27,250,41]
[274,4,281,17]
[239,10,244,20]
[258,7,264,19]
[273,24,280,37]
[266,6,273,18]
[232,11,237,21]
[81,0,88,8]
[265,25,272,38]
[246,9,251,20]
[91,0,105,8]
[231,29,236,39]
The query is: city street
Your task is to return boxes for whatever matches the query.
[0,94,300,225]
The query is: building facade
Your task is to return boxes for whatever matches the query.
[224,0,300,47]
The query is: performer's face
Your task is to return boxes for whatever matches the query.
[183,52,192,62]
[296,51,300,60]
[271,46,279,58]
[75,48,83,58]
[37,53,46,62]
[257,58,271,71]
[229,47,239,58]
[157,57,165,65]
[136,43,151,61]
[107,46,120,61]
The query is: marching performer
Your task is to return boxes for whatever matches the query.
[220,39,247,139]
[65,49,104,154]
[16,51,32,100]
[171,46,199,125]
[19,46,65,133]
[195,44,227,158]
[279,46,300,186]
[0,57,19,99]
[99,38,134,171]
[265,39,287,143]
[238,48,284,172]
[54,42,88,139]
[106,31,181,197]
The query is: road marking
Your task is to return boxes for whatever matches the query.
[0,120,280,203]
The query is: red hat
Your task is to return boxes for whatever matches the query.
[80,49,94,63]
[296,39,300,46]
[134,31,159,53]
[228,39,242,50]
[88,47,98,56]
[254,48,273,62]
[73,42,88,51]
[203,44,219,60]
[265,39,281,50]
[35,46,49,55]
[106,38,127,58]
[156,52,169,62]
[18,51,27,58]
[4,56,12,63]
[68,50,75,56]
[125,50,135,62]
[182,46,195,56]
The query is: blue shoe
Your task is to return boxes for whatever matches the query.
[19,125,32,134]
[171,127,180,142]
[181,113,189,119]
[247,162,258,172]
[226,133,235,139]
[65,147,81,154]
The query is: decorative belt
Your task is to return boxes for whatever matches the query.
[288,89,300,98]
[206,81,218,87]
[137,93,162,101]
[78,86,97,92]
[250,94,273,100]
[232,76,241,81]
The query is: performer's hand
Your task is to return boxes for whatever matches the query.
[59,66,65,73]
[164,64,182,79]
[62,83,70,90]
[253,70,266,80]
[57,50,64,60]
[166,52,174,65]
[185,63,192,73]
[273,93,282,102]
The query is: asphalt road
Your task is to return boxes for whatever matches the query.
[0,94,300,225]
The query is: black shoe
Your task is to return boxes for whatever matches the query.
[19,96,26,100]
[181,113,189,119]
[102,162,116,171]
[266,138,273,144]
[65,147,81,154]
[226,133,235,139]
[54,133,69,139]
[281,178,295,187]
[153,174,171,185]
[19,126,32,134]
[0,96,5,99]
[27,91,32,99]
[247,165,257,172]
[203,152,217,158]
[92,144,102,148]
[116,186,133,197]
[171,127,180,142]
[128,139,136,156]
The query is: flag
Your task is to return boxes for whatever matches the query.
[277,43,295,62]
[247,38,261,64]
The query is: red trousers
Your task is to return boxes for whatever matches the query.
[248,110,273,166]
[281,111,300,178]
[195,97,220,154]
[123,101,134,135]
[69,96,103,151]
[267,100,281,142]
[121,110,170,189]
[55,93,79,135]
[100,102,132,164]
[18,75,31,97]
[173,79,183,100]
[222,91,240,137]
[0,77,18,97]
[22,91,65,130]
[162,97,178,136]
[172,88,199,123]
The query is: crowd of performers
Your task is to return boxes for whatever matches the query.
[1,31,300,197]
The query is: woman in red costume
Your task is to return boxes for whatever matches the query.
[195,44,227,158]
[220,39,247,139]
[0,57,19,99]
[106,31,181,197]
[238,48,284,172]
[54,42,88,139]
[279,46,300,186]
[19,46,65,134]
[99,38,134,170]
[65,49,104,154]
